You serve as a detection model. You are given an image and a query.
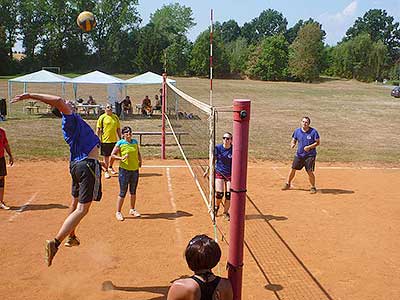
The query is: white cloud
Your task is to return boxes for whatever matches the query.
[318,1,359,45]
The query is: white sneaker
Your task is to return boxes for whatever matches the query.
[115,212,124,221]
[104,172,111,179]
[129,209,141,217]
[109,168,118,175]
[0,202,10,210]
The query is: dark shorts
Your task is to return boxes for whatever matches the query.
[0,156,6,176]
[119,168,139,198]
[101,142,116,156]
[70,158,102,203]
[215,171,231,181]
[292,155,316,171]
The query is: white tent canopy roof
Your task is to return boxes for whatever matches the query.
[71,70,125,84]
[125,71,176,85]
[8,70,71,83]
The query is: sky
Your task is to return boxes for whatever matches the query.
[12,0,400,52]
[136,0,400,46]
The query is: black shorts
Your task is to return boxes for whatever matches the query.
[70,158,102,203]
[0,156,6,176]
[101,142,116,156]
[292,155,316,171]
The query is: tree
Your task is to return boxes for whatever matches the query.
[0,0,18,58]
[149,3,195,75]
[225,37,249,75]
[332,33,389,81]
[190,29,229,77]
[345,9,400,62]
[165,35,192,75]
[220,20,241,43]
[241,9,287,44]
[247,34,289,81]
[289,22,325,82]
[92,0,141,71]
[135,23,169,73]
[150,3,195,42]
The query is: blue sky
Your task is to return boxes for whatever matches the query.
[137,0,400,45]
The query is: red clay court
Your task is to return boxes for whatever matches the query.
[1,159,399,300]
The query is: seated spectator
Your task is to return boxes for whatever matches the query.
[141,95,153,117]
[87,95,96,105]
[167,234,233,300]
[154,95,161,111]
[121,96,133,115]
[84,96,97,115]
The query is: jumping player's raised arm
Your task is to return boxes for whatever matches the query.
[11,93,73,115]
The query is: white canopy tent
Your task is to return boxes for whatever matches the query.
[70,70,125,104]
[124,71,176,85]
[7,70,71,100]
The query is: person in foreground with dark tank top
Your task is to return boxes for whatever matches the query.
[11,93,103,267]
[167,234,233,300]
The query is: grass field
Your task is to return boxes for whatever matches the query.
[1,76,399,164]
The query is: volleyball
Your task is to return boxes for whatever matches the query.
[77,11,96,32]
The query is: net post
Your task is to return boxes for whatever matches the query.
[228,99,251,300]
[161,73,167,160]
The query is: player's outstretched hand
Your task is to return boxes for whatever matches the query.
[11,93,30,103]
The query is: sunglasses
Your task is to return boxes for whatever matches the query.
[223,137,231,140]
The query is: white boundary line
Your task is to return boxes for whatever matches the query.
[8,192,38,222]
[166,167,183,246]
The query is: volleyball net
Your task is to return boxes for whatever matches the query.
[165,81,215,214]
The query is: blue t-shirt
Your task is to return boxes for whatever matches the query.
[62,113,100,162]
[292,127,320,158]
[215,143,232,177]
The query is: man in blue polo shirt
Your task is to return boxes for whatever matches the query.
[282,116,320,194]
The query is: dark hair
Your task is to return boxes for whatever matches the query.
[51,107,62,118]
[302,116,311,124]
[185,234,221,272]
[121,126,132,134]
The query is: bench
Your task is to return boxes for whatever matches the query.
[132,131,188,146]
[23,106,40,114]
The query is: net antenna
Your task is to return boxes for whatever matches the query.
[42,66,61,74]
[209,9,216,224]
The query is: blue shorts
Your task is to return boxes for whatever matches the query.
[119,168,139,197]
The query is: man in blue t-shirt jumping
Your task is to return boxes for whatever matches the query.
[282,116,320,194]
[12,93,103,267]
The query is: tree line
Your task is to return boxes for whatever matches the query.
[0,1,399,83]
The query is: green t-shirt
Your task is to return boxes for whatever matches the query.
[96,113,120,143]
[115,138,140,171]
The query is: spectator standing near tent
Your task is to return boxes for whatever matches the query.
[0,127,13,210]
[96,104,121,179]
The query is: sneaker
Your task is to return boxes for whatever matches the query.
[223,212,230,221]
[129,209,141,217]
[0,202,10,210]
[45,239,59,267]
[310,187,317,194]
[109,168,118,175]
[116,212,124,221]
[104,172,111,179]
[64,235,80,247]
[281,183,290,190]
